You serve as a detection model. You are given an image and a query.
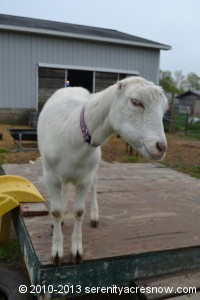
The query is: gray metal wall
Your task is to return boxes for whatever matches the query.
[0,30,160,110]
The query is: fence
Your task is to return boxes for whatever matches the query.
[163,104,200,139]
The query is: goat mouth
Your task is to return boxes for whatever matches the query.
[143,144,164,160]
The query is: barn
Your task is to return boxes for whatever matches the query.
[0,14,171,124]
[176,90,200,115]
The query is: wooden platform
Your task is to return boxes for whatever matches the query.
[3,161,200,299]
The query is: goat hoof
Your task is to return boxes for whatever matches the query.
[90,220,99,227]
[51,254,63,266]
[71,252,83,264]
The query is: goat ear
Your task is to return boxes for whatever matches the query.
[117,80,126,90]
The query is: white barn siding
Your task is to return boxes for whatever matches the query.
[0,31,160,110]
[0,32,36,109]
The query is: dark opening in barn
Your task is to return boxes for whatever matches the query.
[67,69,93,92]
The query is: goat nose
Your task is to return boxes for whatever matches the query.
[156,142,167,154]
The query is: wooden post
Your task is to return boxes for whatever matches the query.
[0,213,11,242]
[185,109,189,136]
[169,93,175,133]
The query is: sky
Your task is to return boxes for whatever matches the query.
[0,0,200,77]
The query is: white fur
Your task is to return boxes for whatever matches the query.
[37,76,168,264]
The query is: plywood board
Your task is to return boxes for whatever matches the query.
[4,162,200,265]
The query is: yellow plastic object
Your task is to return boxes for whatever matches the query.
[0,175,45,203]
[0,194,19,217]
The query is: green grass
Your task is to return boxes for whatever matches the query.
[124,156,139,163]
[186,121,200,139]
[161,161,200,179]
[0,239,22,299]
[0,148,10,156]
[0,148,10,173]
[0,239,21,262]
[174,112,200,139]
[168,111,200,139]
[0,292,6,300]
[0,148,22,274]
[185,166,200,179]
[175,113,188,131]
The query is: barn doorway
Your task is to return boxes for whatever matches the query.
[67,69,93,92]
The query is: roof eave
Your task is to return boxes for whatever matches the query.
[0,24,171,50]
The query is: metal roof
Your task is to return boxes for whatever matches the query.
[0,14,171,50]
[176,90,200,99]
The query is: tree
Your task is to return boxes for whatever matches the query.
[159,70,176,93]
[159,70,200,94]
[173,70,186,93]
[186,72,200,90]
[159,70,184,94]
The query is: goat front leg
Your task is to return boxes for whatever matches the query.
[90,175,99,227]
[51,207,64,266]
[71,184,88,264]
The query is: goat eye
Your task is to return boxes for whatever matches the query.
[130,99,144,108]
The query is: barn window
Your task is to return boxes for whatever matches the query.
[38,67,65,111]
[38,66,133,110]
[95,72,118,93]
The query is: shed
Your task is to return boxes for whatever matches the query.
[0,14,171,124]
[176,90,200,115]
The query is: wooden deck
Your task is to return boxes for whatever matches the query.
[3,161,200,299]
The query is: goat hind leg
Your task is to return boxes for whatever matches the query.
[45,173,65,266]
[71,184,88,264]
[61,183,69,225]
[90,175,99,227]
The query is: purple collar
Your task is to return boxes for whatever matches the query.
[80,106,99,147]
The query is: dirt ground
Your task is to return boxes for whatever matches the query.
[0,124,200,178]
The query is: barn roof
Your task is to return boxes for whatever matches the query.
[0,14,171,50]
[176,90,200,99]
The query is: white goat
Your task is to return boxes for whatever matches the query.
[37,76,168,265]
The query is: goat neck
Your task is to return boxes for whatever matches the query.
[84,86,115,146]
